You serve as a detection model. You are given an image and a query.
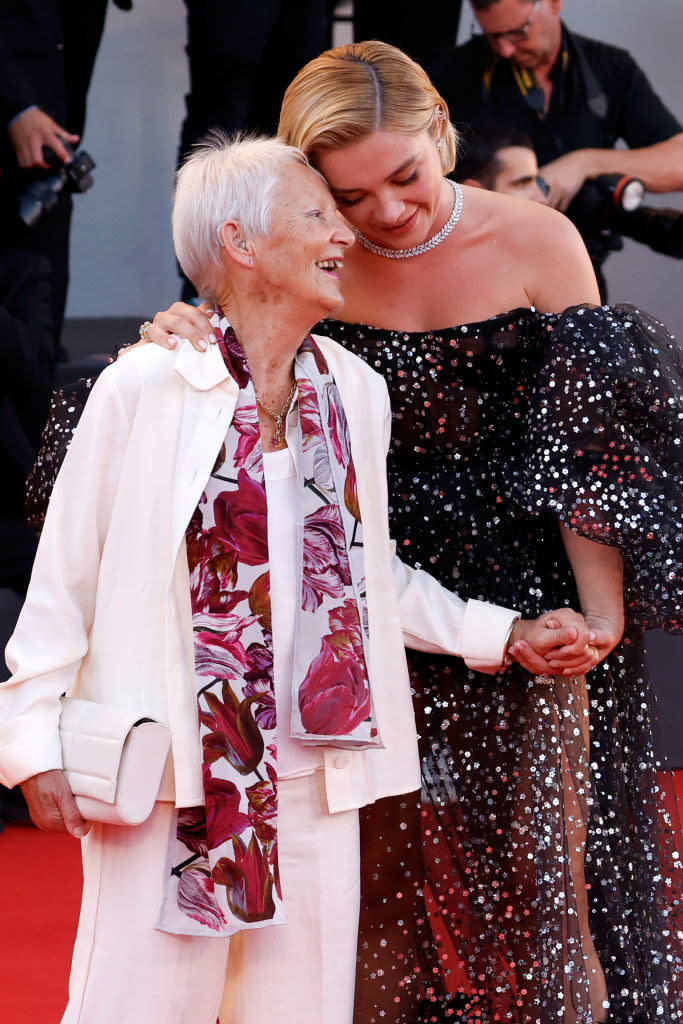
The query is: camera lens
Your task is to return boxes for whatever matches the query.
[18,194,44,227]
[619,178,645,212]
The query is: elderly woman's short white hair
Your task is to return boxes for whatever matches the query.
[172,132,310,302]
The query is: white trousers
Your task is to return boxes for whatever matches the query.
[61,771,360,1024]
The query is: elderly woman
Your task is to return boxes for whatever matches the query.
[147,43,683,1024]
[0,135,587,1024]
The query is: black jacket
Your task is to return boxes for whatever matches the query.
[0,0,112,144]
[428,25,682,164]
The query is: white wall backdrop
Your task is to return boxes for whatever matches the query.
[66,0,188,320]
[68,0,683,338]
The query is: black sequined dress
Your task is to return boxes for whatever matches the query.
[326,305,683,1024]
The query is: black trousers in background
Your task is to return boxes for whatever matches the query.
[353,0,463,65]
[178,0,331,164]
[0,192,72,347]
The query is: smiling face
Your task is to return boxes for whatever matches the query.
[247,161,354,320]
[475,0,562,71]
[315,130,450,250]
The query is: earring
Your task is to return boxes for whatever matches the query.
[435,106,446,149]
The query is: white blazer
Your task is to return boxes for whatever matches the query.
[0,337,517,813]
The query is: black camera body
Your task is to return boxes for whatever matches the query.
[568,172,683,263]
[616,203,683,259]
[18,142,95,227]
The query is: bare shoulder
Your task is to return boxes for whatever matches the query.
[480,193,599,311]
[512,200,588,262]
[525,206,600,311]
[470,189,582,263]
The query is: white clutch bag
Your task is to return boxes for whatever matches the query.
[59,696,172,826]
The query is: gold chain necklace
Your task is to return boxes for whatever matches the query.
[256,379,298,448]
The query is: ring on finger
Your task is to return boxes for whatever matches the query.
[138,320,153,343]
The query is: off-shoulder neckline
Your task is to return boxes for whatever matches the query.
[325,306,541,336]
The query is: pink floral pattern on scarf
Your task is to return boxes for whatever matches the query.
[158,314,378,938]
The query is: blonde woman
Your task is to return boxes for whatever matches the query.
[145,42,683,1024]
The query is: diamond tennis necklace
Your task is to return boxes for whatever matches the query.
[353,179,464,260]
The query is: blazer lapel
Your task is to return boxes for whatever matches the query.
[171,342,239,558]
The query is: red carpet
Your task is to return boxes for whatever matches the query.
[1,773,682,1022]
[0,825,81,1023]
[675,768,683,812]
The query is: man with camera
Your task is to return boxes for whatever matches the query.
[428,0,683,297]
[0,1,124,353]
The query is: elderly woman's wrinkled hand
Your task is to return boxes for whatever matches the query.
[506,607,602,677]
[20,768,91,838]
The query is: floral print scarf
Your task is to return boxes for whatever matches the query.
[158,313,378,937]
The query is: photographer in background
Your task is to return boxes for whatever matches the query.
[456,120,683,295]
[428,0,683,298]
[455,121,549,201]
[0,1,127,356]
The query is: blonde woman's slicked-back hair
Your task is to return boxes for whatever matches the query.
[278,40,457,175]
[172,130,309,302]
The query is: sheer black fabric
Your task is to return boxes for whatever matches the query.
[326,306,683,1024]
[25,374,97,533]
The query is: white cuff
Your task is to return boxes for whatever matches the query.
[461,599,520,674]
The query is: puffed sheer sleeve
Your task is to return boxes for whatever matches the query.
[519,304,682,631]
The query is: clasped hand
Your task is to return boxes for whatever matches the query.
[506,607,621,676]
